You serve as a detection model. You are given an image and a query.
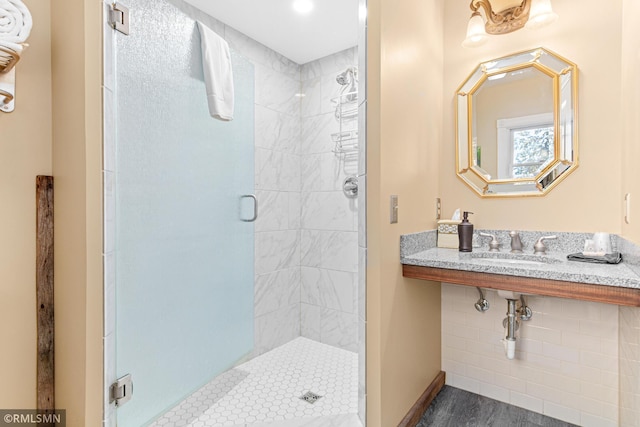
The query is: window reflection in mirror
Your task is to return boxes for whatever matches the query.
[456,48,578,197]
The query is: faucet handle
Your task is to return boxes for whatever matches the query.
[479,232,500,252]
[533,235,558,255]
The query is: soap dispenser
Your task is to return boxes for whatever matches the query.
[458,211,474,252]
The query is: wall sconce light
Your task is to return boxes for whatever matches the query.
[462,0,558,48]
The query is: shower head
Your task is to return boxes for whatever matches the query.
[336,70,349,85]
[336,68,356,85]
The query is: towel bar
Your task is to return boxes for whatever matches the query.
[0,45,21,73]
[0,88,14,104]
[0,67,16,112]
[0,0,31,113]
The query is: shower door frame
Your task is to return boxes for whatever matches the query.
[101,1,257,425]
[101,0,369,425]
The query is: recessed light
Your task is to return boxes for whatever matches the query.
[293,0,313,14]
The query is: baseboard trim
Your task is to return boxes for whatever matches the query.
[397,371,446,427]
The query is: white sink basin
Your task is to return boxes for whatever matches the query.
[477,257,547,266]
[497,289,531,299]
[469,252,561,266]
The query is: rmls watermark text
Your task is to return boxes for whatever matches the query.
[0,410,66,426]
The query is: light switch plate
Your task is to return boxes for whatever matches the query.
[625,193,632,224]
[390,195,398,224]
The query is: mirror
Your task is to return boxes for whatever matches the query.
[456,47,578,197]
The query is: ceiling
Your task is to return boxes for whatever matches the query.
[184,0,359,65]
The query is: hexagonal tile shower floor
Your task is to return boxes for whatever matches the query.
[150,337,360,427]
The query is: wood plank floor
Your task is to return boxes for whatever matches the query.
[416,386,578,427]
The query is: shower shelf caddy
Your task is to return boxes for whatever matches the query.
[0,45,23,113]
[331,91,359,157]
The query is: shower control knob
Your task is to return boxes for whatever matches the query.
[343,177,358,198]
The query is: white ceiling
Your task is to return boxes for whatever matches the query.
[184,0,359,65]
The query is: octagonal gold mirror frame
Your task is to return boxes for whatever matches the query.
[455,47,578,197]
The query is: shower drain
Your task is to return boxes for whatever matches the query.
[299,391,323,404]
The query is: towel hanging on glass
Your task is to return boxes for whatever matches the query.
[196,21,234,121]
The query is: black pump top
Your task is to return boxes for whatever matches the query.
[462,211,474,222]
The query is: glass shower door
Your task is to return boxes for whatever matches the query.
[114,1,255,425]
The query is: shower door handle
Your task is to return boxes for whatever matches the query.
[240,194,258,222]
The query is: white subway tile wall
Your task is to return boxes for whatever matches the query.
[620,306,640,426]
[441,283,619,427]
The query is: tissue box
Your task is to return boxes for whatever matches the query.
[437,220,461,249]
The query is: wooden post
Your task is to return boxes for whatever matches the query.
[36,176,54,414]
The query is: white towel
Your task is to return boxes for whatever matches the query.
[0,0,32,53]
[197,21,234,121]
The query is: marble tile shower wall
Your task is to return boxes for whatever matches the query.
[166,4,303,357]
[246,33,302,357]
[442,284,619,427]
[190,6,359,355]
[103,1,363,423]
[146,0,305,357]
[299,48,360,353]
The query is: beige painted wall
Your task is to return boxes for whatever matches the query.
[366,0,444,425]
[365,1,638,424]
[621,0,640,244]
[442,0,623,233]
[50,0,103,424]
[0,0,52,409]
[0,3,103,423]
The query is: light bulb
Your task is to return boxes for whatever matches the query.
[462,12,488,48]
[525,0,558,29]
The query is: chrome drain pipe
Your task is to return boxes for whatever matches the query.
[503,299,518,359]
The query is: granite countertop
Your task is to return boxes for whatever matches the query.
[401,229,640,290]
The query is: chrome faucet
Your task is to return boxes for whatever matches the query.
[509,231,523,253]
[479,232,500,252]
[533,235,558,255]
